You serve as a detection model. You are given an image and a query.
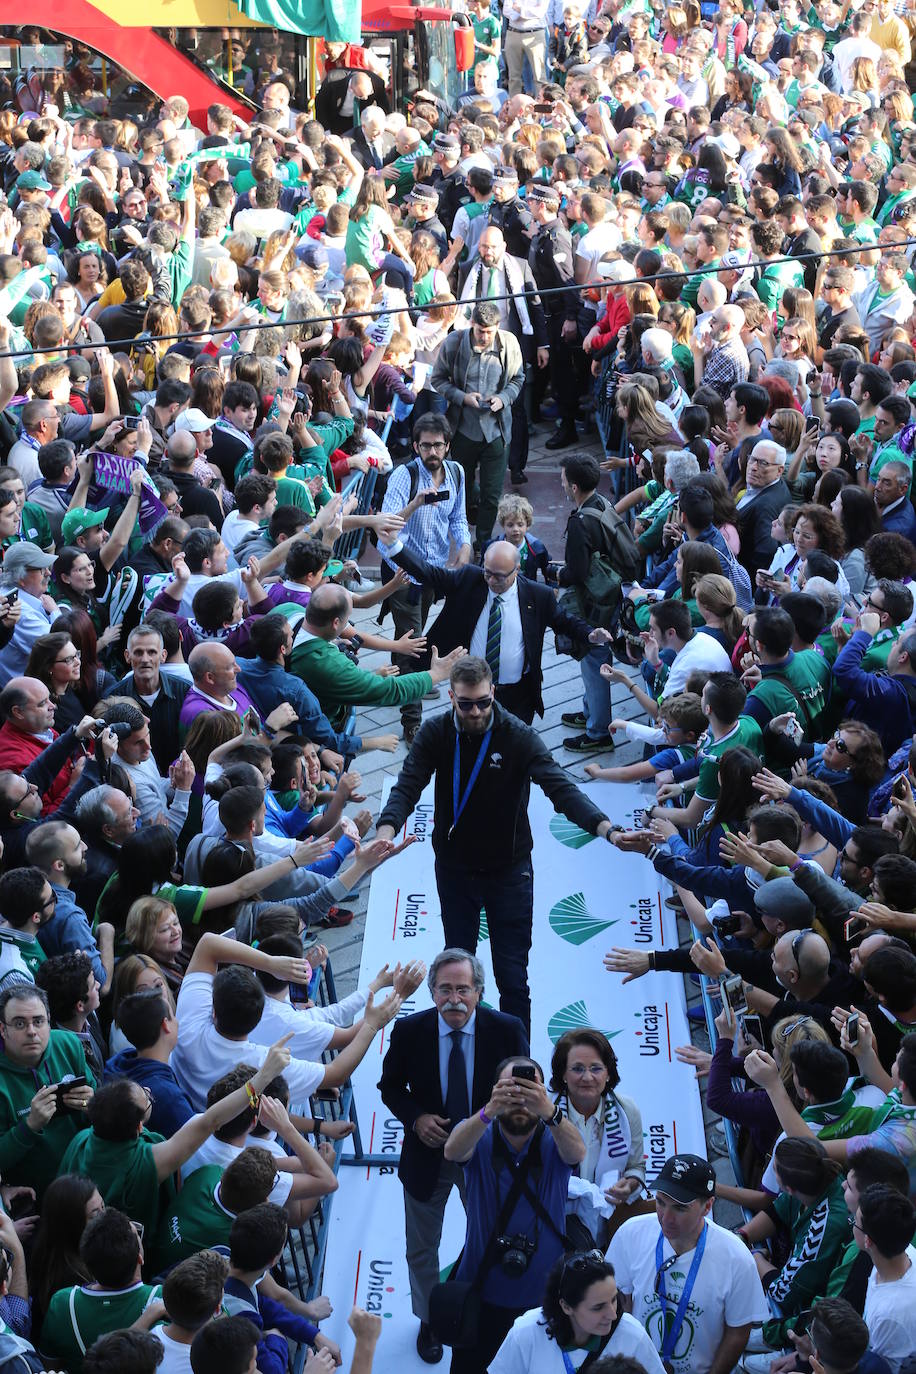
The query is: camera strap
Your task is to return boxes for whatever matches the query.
[492,1123,574,1254]
[466,1122,549,1289]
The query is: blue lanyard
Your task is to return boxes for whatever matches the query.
[449,726,492,840]
[655,1224,707,1364]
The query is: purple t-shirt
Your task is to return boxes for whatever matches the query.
[178,683,254,728]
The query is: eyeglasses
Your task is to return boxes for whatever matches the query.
[417,441,447,452]
[40,892,57,911]
[5,1015,48,1031]
[791,928,814,967]
[832,731,853,755]
[141,1085,154,1105]
[566,1062,608,1076]
[435,984,476,997]
[55,652,81,666]
[453,694,494,713]
[483,568,514,582]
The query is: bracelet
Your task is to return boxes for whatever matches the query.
[290,854,300,869]
[479,1107,492,1125]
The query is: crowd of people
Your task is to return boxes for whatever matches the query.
[1,7,916,1374]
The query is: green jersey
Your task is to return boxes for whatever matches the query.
[860,626,902,671]
[151,1165,235,1273]
[695,717,764,802]
[61,1127,171,1244]
[767,1178,850,1315]
[755,259,805,312]
[0,929,46,977]
[746,650,832,747]
[41,1281,162,1374]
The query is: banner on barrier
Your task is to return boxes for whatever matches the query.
[321,780,705,1367]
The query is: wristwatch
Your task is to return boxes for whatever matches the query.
[548,1103,564,1128]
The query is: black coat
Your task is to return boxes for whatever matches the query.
[736,479,792,580]
[379,1005,528,1201]
[388,544,593,717]
[345,126,395,171]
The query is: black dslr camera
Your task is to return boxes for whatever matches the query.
[495,1234,536,1278]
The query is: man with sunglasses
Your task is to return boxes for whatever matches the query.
[376,655,615,1037]
[608,1152,767,1374]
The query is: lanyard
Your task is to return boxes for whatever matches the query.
[448,726,492,840]
[655,1224,706,1364]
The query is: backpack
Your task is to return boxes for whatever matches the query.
[716,538,754,611]
[556,500,640,657]
[405,456,463,503]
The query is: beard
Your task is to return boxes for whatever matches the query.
[502,1107,538,1135]
[457,707,494,734]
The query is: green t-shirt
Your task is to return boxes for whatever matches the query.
[3,503,53,552]
[860,626,902,670]
[60,1127,171,1244]
[156,881,208,931]
[755,259,806,312]
[0,930,46,977]
[345,203,386,274]
[151,1164,235,1273]
[746,650,832,746]
[695,716,764,801]
[167,238,194,306]
[472,12,500,67]
[868,441,912,492]
[41,1282,162,1374]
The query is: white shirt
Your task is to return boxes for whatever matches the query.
[607,1214,768,1374]
[151,1330,194,1374]
[491,1307,666,1374]
[576,221,623,272]
[832,34,881,91]
[220,510,259,557]
[118,754,189,835]
[864,1247,916,1374]
[661,631,732,699]
[172,972,324,1112]
[180,1135,293,1204]
[251,992,347,1061]
[178,569,246,618]
[469,580,525,685]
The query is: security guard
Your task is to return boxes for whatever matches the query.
[428,132,470,237]
[488,166,536,261]
[527,181,580,450]
[404,184,448,259]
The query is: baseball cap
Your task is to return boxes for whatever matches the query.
[754,877,815,926]
[0,543,57,578]
[66,357,92,382]
[597,259,636,283]
[61,507,110,545]
[174,408,215,434]
[16,170,51,192]
[652,1154,716,1204]
[709,131,740,161]
[295,242,329,271]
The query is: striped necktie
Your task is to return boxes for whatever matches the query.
[485,595,502,681]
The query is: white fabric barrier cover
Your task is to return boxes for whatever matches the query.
[320,780,705,1366]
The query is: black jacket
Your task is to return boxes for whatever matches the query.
[101,669,190,775]
[376,702,608,871]
[387,544,592,716]
[736,479,792,580]
[96,299,150,346]
[169,469,225,529]
[379,1005,529,1201]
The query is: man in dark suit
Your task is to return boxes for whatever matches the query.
[379,948,529,1364]
[735,441,793,580]
[458,226,549,485]
[383,538,610,724]
[876,462,916,541]
[344,105,394,172]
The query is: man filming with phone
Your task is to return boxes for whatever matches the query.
[378,414,473,746]
[439,1054,585,1374]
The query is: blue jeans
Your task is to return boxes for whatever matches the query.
[435,856,533,1036]
[580,642,611,741]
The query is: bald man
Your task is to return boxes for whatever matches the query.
[379,537,610,723]
[178,641,254,731]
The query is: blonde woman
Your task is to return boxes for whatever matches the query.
[693,573,744,651]
[124,895,188,996]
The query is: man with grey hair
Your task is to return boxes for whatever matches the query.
[736,440,792,580]
[875,461,916,541]
[103,624,190,774]
[379,947,529,1364]
[431,300,524,547]
[0,545,59,687]
[73,785,140,917]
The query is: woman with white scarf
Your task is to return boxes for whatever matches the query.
[550,1029,645,1244]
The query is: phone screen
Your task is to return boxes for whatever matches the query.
[846,1013,860,1047]
[722,974,748,1019]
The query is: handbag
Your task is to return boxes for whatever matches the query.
[428,1124,550,1348]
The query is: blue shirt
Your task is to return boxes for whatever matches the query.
[834,631,916,756]
[378,460,471,581]
[38,886,105,986]
[238,658,361,755]
[456,1123,571,1307]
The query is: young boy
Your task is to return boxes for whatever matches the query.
[493,494,554,583]
[585,692,707,782]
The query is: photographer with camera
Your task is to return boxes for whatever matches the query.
[437,1055,585,1374]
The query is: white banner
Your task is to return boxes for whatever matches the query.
[320,780,705,1366]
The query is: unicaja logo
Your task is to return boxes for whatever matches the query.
[549,816,596,849]
[547,999,620,1045]
[549,892,618,945]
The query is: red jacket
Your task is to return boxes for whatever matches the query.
[589,295,631,356]
[0,721,73,814]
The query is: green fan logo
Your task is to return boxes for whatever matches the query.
[547,999,621,1045]
[549,892,618,946]
[549,816,596,849]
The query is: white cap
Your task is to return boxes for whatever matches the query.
[174,408,214,434]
